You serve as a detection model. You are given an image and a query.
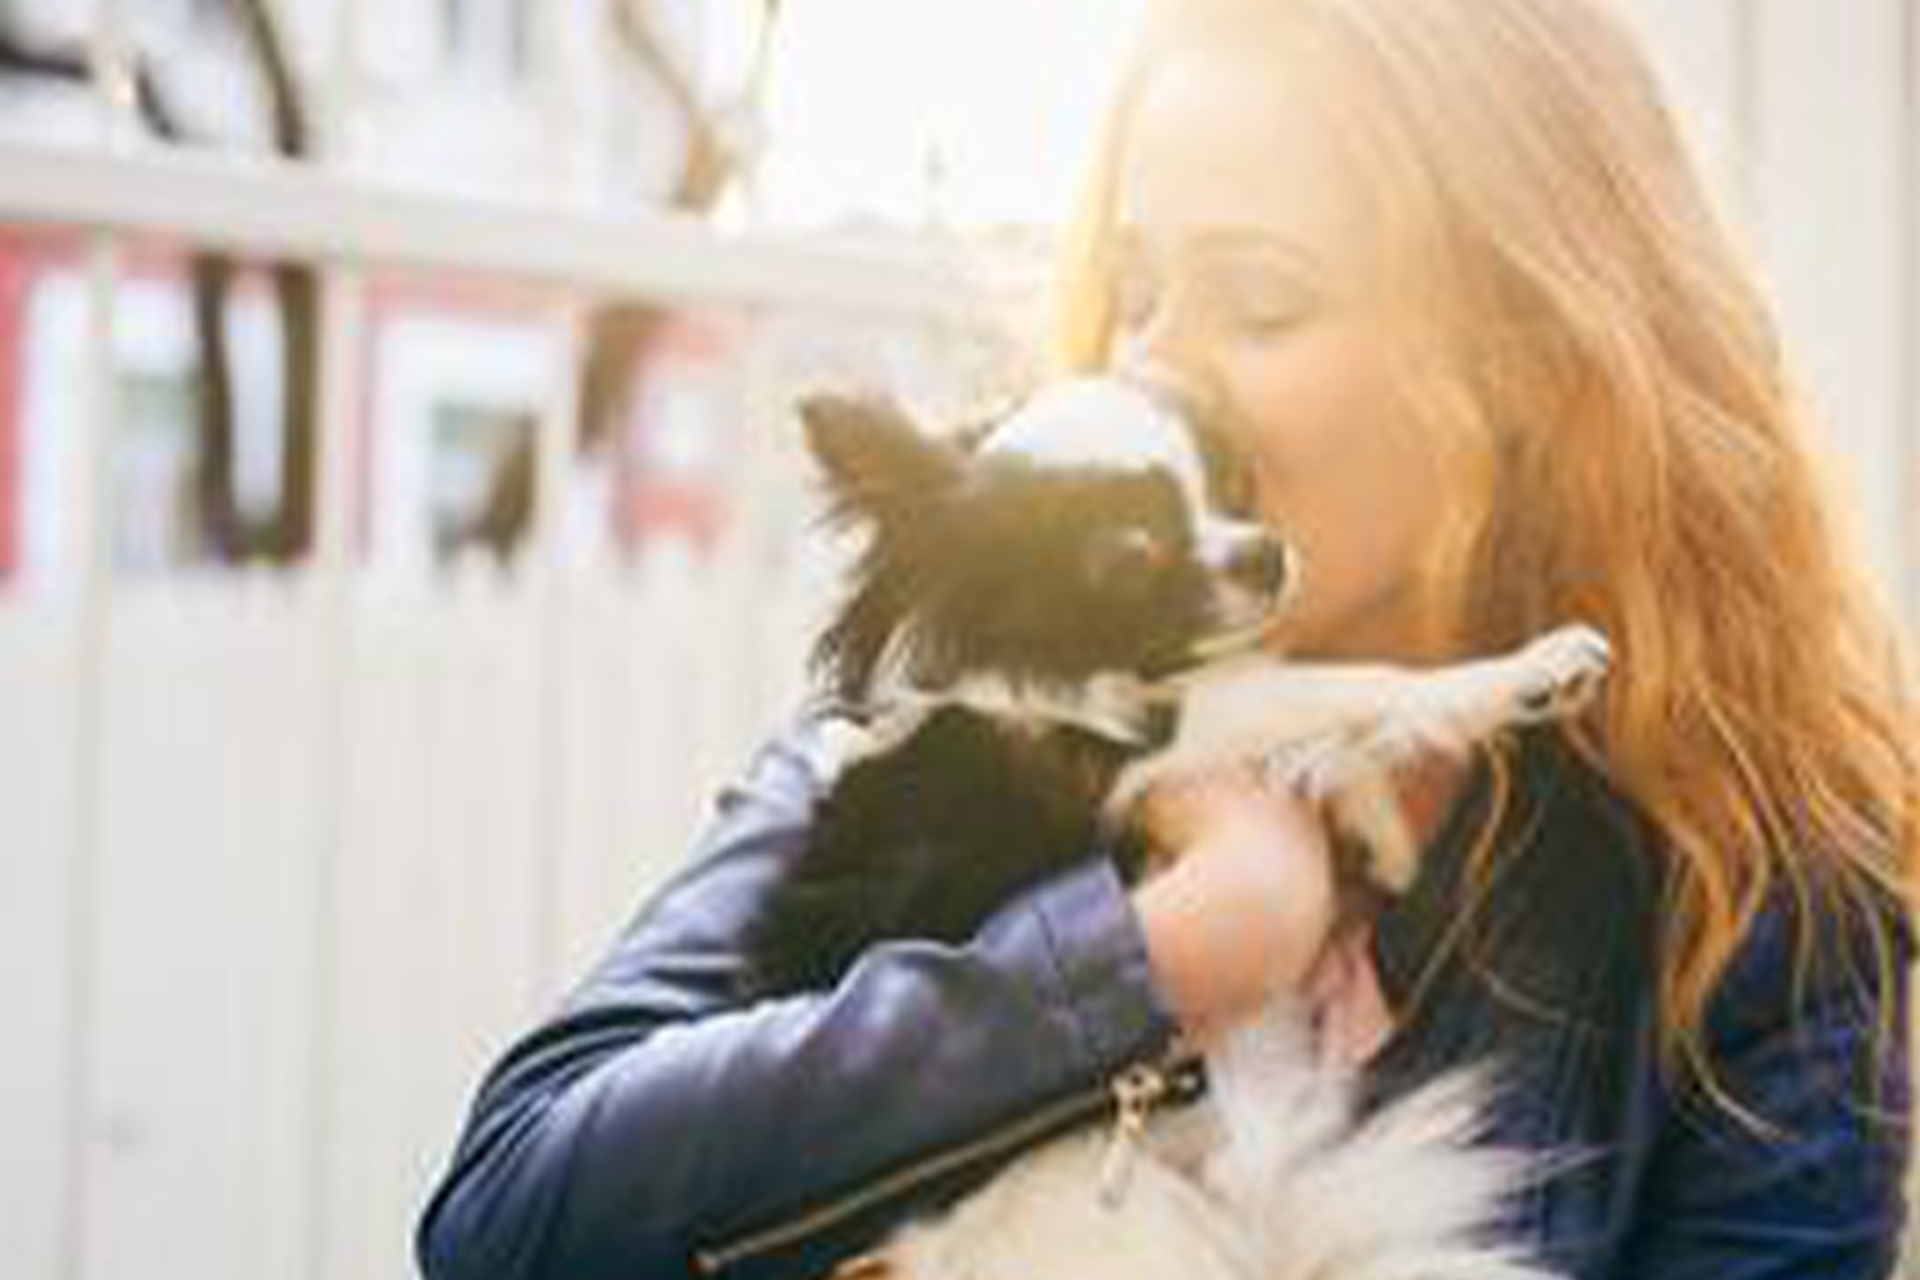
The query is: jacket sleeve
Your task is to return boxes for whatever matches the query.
[413,710,1182,1280]
[1615,890,1913,1280]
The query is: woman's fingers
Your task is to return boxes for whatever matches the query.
[1132,765,1345,1034]
[1306,924,1395,1066]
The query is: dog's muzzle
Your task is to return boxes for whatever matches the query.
[1180,527,1298,667]
[1202,525,1296,603]
[1222,533,1292,599]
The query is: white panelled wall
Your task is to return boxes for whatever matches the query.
[0,143,1015,1280]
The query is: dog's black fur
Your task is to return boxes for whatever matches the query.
[741,387,1282,997]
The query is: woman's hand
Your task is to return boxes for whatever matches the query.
[1129,765,1392,1060]
[1303,920,1395,1066]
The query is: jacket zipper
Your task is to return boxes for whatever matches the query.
[692,1042,1200,1278]
[1096,1061,1175,1207]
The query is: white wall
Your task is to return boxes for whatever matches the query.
[1629,0,1919,619]
[0,244,1018,1279]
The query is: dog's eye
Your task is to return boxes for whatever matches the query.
[1194,428,1259,519]
[1088,527,1167,586]
[1216,453,1259,519]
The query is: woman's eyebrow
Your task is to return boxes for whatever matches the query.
[1191,229,1327,280]
[1114,225,1325,278]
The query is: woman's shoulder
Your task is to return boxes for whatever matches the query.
[1700,861,1913,1061]
[1480,725,1911,1024]
[1503,724,1665,905]
[1376,726,1663,1016]
[1371,726,1912,1276]
[1482,723,1912,1092]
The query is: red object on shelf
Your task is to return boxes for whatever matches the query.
[0,245,25,581]
[614,312,742,557]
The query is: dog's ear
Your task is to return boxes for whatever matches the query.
[798,393,963,523]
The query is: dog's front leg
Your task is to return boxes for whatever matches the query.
[1106,625,1610,830]
[1104,659,1424,820]
[1313,623,1612,787]
[1322,767,1421,891]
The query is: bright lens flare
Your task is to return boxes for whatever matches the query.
[759,0,1146,228]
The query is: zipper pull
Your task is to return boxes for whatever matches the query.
[1098,1062,1170,1207]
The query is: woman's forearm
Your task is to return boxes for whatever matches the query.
[416,717,1182,1280]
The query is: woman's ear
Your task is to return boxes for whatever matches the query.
[797,393,965,524]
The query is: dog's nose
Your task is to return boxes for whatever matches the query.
[1224,535,1292,598]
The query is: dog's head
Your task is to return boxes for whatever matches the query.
[799,376,1296,705]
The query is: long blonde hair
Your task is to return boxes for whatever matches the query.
[1057,0,1919,1099]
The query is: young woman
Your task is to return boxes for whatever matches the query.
[416,2,1918,1277]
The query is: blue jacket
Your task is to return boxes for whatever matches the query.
[415,711,1912,1280]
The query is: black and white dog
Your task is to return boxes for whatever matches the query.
[750,376,1601,1280]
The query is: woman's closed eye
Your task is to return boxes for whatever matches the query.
[1112,254,1320,345]
[1204,258,1321,340]
[1217,290,1312,341]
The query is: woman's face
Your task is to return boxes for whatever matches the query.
[1114,45,1450,663]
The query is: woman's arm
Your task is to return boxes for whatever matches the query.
[1616,893,1913,1280]
[412,713,1183,1280]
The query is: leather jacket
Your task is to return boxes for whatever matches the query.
[415,709,1912,1280]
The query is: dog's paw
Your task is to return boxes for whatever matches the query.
[1511,624,1611,722]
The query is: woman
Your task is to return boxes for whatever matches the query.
[415,1,1917,1277]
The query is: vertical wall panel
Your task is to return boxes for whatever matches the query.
[0,606,81,1280]
[1750,0,1907,598]
[1623,0,1752,228]
[553,575,713,984]
[319,579,552,1280]
[1905,0,1920,627]
[80,585,327,1280]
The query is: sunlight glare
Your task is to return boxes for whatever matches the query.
[758,0,1147,229]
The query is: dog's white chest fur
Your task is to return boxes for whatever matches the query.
[887,1126,1248,1280]
[881,1005,1560,1280]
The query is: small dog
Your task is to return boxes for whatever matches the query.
[749,376,1602,1279]
[745,376,1294,994]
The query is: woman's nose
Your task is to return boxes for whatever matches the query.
[1114,281,1231,413]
